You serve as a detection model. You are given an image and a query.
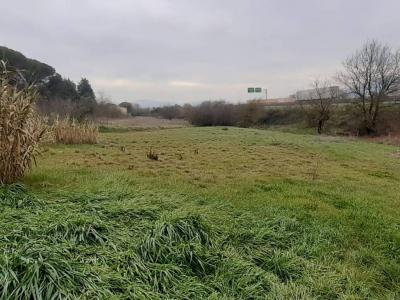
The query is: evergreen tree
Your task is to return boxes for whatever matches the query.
[77,78,96,102]
[41,74,79,101]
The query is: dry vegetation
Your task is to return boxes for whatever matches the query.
[0,65,46,184]
[54,117,98,144]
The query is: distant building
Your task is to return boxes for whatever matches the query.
[295,86,341,100]
[117,106,128,115]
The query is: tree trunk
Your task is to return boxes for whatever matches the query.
[317,120,323,134]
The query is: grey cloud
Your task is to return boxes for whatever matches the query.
[1,0,399,104]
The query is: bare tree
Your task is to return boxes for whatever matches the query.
[303,80,339,134]
[338,40,400,134]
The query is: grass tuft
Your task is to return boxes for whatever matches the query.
[253,249,305,282]
[138,215,211,263]
[136,215,216,280]
[156,215,211,245]
[0,243,104,299]
[0,183,41,208]
[211,257,279,298]
[124,253,184,294]
[47,217,108,245]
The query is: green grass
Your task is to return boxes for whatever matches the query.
[1,127,400,299]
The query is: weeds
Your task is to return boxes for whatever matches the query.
[146,147,159,160]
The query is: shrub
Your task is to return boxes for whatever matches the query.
[237,101,265,127]
[93,101,125,119]
[53,117,98,144]
[151,104,183,120]
[184,101,238,126]
[0,63,47,184]
[259,106,306,126]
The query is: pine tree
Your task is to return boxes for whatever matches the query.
[77,78,96,102]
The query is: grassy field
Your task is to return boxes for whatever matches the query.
[1,127,400,299]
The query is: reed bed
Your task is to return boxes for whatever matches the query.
[54,118,98,144]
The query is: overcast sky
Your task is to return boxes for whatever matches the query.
[2,0,399,105]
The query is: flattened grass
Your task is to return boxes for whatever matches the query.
[0,243,106,299]
[0,184,41,208]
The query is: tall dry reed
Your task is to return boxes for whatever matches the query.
[0,62,47,184]
[54,117,98,144]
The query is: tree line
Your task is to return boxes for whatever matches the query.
[138,40,400,136]
[2,40,399,136]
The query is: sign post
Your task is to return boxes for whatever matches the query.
[247,87,264,100]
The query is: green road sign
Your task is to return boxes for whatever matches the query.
[248,87,262,93]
